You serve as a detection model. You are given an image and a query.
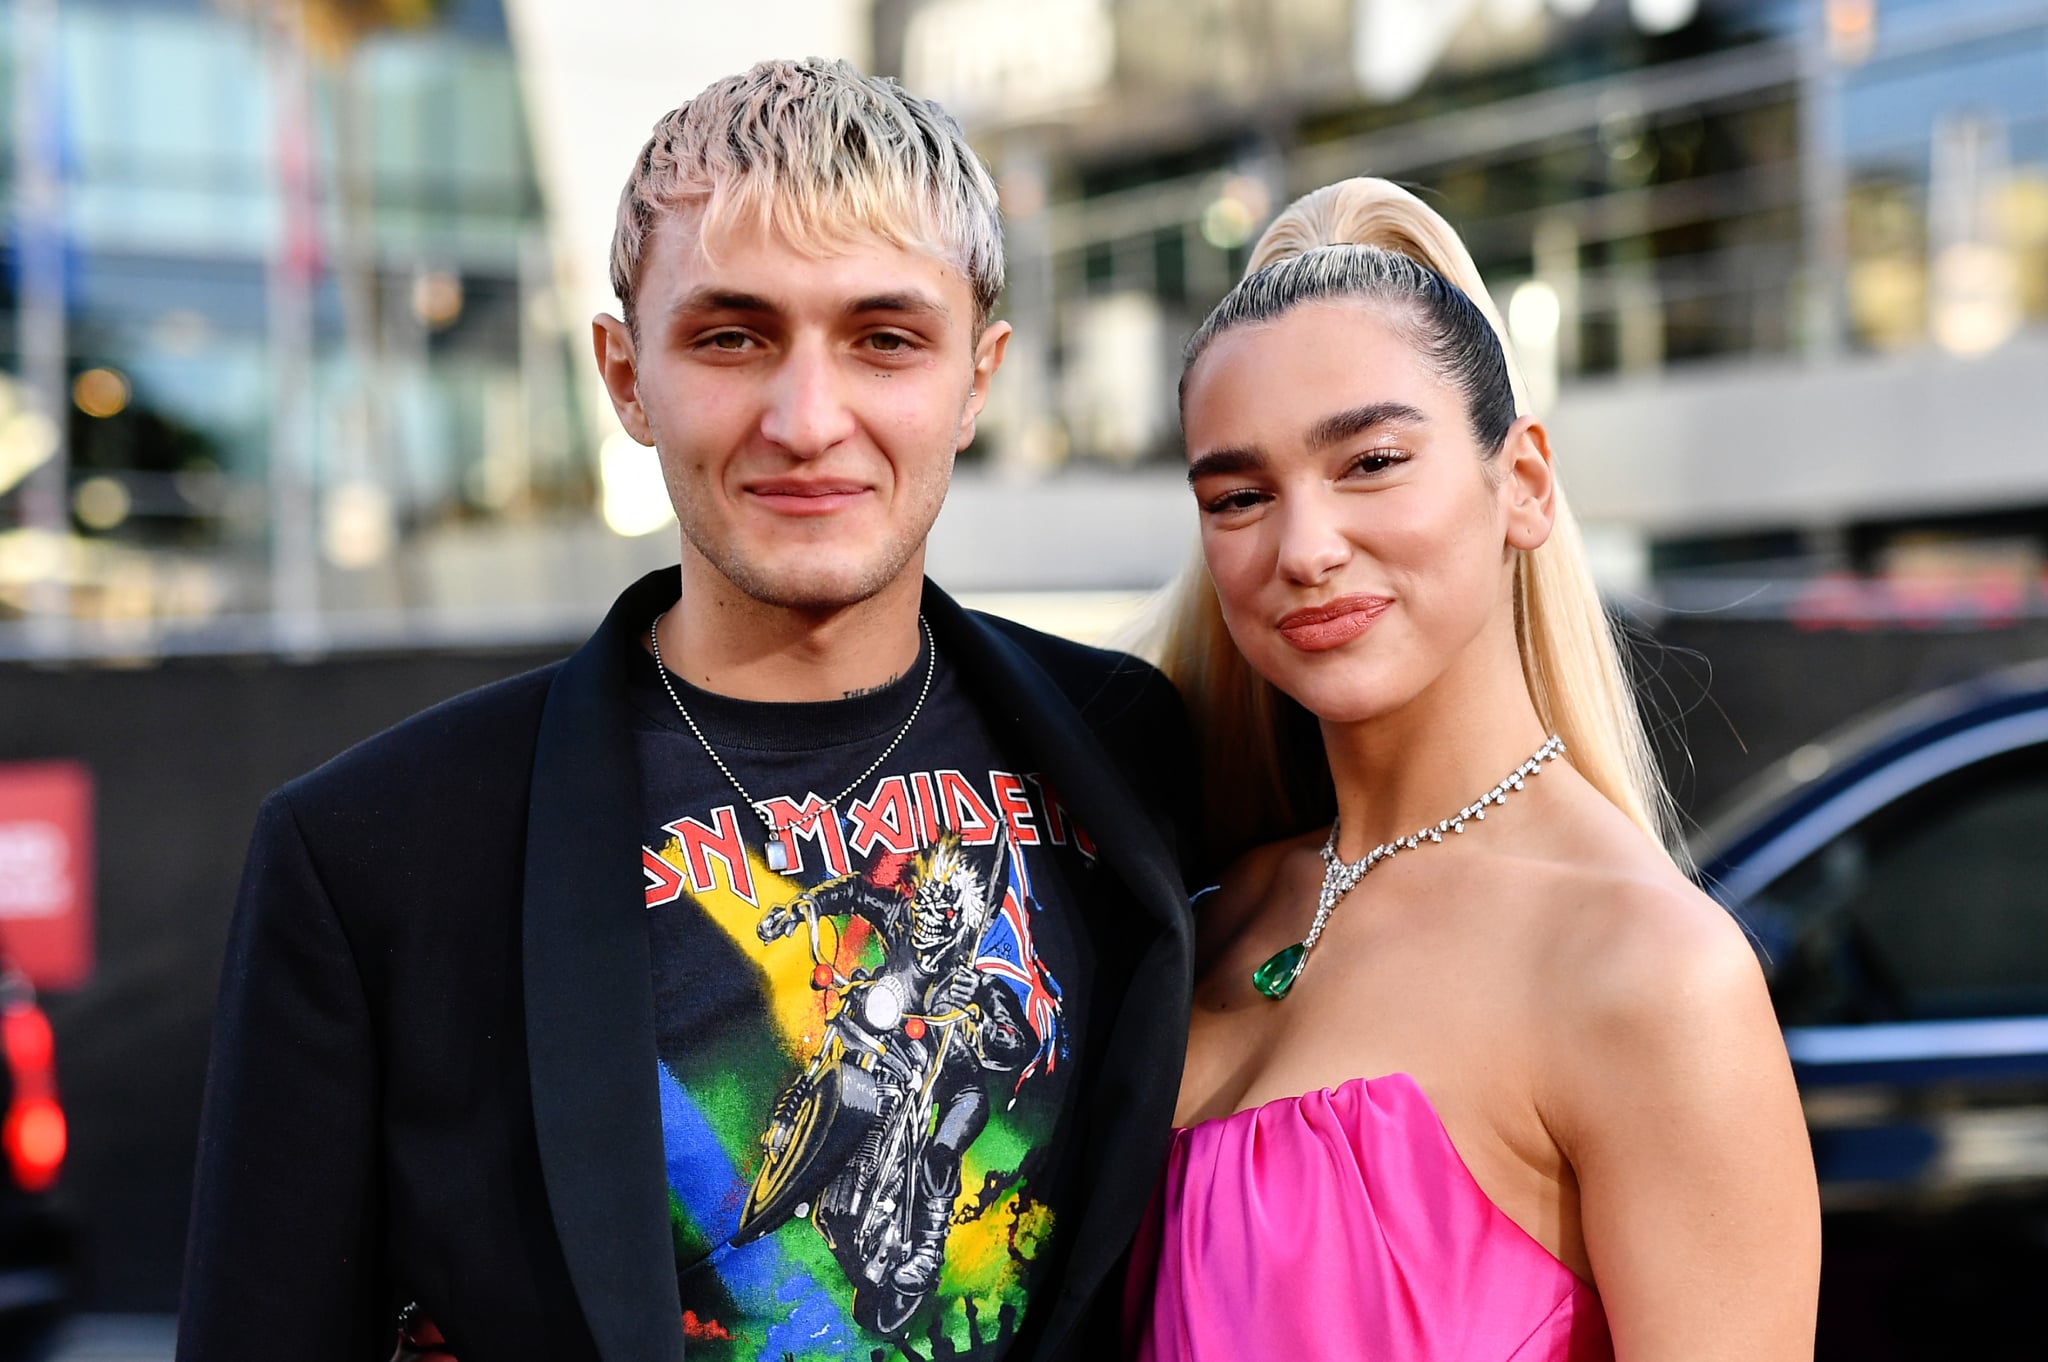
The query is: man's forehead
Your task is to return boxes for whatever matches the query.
[647,209,967,314]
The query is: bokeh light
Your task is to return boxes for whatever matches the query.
[600,431,675,538]
[72,368,131,420]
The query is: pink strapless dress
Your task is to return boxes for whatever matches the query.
[1127,1072,1613,1362]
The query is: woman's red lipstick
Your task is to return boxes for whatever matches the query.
[1276,594,1393,651]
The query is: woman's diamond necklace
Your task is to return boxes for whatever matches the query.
[1252,735,1566,1000]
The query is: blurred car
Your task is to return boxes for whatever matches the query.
[1693,657,2048,1361]
[0,966,66,1359]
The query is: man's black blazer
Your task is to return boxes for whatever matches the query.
[178,568,1199,1362]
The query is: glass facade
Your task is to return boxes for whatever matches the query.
[888,0,2048,477]
[1837,8,2048,354]
[0,0,582,632]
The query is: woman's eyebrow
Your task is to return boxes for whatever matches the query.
[1305,402,1429,449]
[1186,446,1266,484]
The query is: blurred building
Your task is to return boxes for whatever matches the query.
[0,0,619,650]
[4,0,2048,655]
[898,0,2048,618]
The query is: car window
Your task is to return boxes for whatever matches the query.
[1749,741,2048,1025]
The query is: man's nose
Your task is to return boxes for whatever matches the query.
[1273,491,1352,585]
[759,343,857,457]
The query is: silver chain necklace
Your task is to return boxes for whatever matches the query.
[1253,734,1566,1000]
[648,611,935,873]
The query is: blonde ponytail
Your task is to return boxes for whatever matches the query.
[1245,181,1531,414]
[1160,177,1682,866]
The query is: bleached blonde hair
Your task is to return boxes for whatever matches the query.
[609,58,1004,332]
[1159,178,1681,866]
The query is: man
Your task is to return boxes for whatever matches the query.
[178,59,1197,1362]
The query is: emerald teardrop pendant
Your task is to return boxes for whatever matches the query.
[1252,941,1308,1000]
[1256,736,1566,1002]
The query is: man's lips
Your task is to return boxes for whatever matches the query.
[1275,594,1393,651]
[743,479,872,515]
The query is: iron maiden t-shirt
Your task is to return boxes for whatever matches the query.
[630,624,1096,1361]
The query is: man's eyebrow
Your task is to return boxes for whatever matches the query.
[1306,402,1429,449]
[845,291,949,320]
[669,288,779,318]
[1186,446,1266,484]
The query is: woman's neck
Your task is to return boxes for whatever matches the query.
[1320,631,1552,860]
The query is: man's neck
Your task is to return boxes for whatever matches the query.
[654,554,928,703]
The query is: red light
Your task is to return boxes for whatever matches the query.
[2,1006,53,1076]
[5,1096,65,1191]
[2,1001,65,1190]
[903,1017,927,1041]
[811,964,835,990]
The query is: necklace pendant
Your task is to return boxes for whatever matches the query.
[764,839,790,873]
[1252,941,1309,1000]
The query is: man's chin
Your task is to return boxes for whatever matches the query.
[715,553,919,614]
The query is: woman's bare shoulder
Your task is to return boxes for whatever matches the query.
[1507,773,1739,973]
[1551,867,1762,1024]
[1518,792,1785,1134]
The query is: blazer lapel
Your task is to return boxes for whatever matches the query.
[524,569,684,1362]
[920,582,1189,936]
[921,582,1194,1360]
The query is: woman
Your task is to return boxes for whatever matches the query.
[1129,179,1819,1360]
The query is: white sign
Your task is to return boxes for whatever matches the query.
[904,0,1115,125]
[1353,0,1701,103]
[0,820,70,919]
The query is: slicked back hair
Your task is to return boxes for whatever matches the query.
[1182,244,1518,462]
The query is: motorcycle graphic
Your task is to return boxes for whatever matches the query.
[733,832,1044,1337]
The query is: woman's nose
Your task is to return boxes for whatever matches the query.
[1272,493,1353,584]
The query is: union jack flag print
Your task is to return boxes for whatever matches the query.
[974,836,1066,1095]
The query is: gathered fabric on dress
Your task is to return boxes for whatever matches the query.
[1126,1071,1613,1362]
